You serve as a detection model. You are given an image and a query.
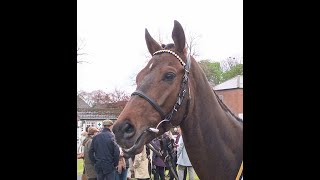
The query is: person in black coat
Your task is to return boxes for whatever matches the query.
[89,120,120,180]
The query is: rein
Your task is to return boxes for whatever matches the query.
[236,161,243,180]
[131,49,191,133]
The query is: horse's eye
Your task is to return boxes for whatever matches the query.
[163,72,176,81]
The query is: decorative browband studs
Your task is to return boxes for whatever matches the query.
[153,49,186,66]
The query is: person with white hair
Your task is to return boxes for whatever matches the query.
[78,127,89,178]
[174,128,178,132]
[79,131,88,154]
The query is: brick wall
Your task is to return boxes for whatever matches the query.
[215,88,243,116]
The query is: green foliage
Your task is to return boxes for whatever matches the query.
[198,57,243,86]
[198,60,223,85]
[222,63,243,82]
[77,159,84,175]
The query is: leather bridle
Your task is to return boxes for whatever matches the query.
[131,49,191,133]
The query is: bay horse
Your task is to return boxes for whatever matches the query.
[112,20,243,180]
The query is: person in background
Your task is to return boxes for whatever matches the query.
[89,120,120,180]
[177,134,195,180]
[174,127,186,180]
[145,145,152,178]
[127,157,135,179]
[78,127,89,177]
[115,148,129,180]
[163,131,177,180]
[151,137,166,180]
[133,145,150,180]
[79,131,88,155]
[83,127,100,180]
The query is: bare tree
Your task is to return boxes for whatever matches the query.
[221,57,242,71]
[186,31,201,58]
[157,28,164,46]
[77,38,88,64]
[150,27,202,57]
[109,88,130,103]
[78,89,130,108]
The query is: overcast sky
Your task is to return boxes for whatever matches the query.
[77,0,243,93]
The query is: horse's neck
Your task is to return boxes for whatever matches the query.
[181,64,243,179]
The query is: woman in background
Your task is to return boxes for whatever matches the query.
[116,148,129,180]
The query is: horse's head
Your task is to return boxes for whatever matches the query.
[112,20,192,157]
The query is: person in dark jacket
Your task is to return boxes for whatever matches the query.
[89,120,120,180]
[150,137,166,180]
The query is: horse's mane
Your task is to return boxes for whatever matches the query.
[213,88,243,123]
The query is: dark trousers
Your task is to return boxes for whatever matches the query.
[154,166,165,180]
[182,168,187,180]
[169,161,178,180]
[96,170,115,180]
[115,168,128,180]
[148,161,152,177]
[168,165,186,180]
[88,178,97,180]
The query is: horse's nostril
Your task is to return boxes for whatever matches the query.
[122,122,135,139]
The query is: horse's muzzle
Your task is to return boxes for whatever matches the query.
[112,120,136,142]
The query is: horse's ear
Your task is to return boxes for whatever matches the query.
[172,20,186,54]
[145,28,162,55]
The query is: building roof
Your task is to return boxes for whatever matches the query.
[214,75,243,90]
[77,96,91,109]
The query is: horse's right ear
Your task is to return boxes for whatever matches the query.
[172,20,186,54]
[145,28,162,55]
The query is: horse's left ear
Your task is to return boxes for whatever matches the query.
[172,20,186,54]
[145,28,162,55]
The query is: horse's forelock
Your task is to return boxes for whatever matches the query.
[162,43,175,50]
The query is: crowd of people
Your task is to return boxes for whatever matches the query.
[77,120,195,180]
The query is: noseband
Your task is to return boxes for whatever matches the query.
[131,49,191,133]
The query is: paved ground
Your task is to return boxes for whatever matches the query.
[77,175,81,180]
